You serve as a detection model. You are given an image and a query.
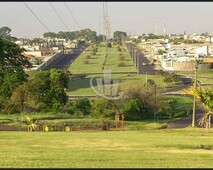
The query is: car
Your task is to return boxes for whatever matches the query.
[142,62,147,66]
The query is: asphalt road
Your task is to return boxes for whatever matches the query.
[45,44,88,71]
[125,43,156,75]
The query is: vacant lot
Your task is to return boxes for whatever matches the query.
[0,128,213,168]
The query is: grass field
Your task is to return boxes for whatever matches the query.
[163,95,194,114]
[67,74,167,95]
[1,128,213,168]
[69,44,137,74]
[175,69,213,84]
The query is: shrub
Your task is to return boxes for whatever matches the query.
[122,99,143,120]
[91,51,96,55]
[118,61,126,67]
[75,97,92,116]
[91,99,117,119]
[83,60,89,64]
[107,42,112,48]
[117,46,121,52]
[146,79,155,86]
[118,55,125,61]
[85,55,91,59]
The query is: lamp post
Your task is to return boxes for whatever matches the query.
[192,63,198,127]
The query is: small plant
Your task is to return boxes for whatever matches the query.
[118,55,125,61]
[118,61,126,67]
[117,46,121,52]
[85,55,91,59]
[91,51,96,55]
[83,60,89,64]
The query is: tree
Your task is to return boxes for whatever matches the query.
[43,32,57,39]
[0,38,31,81]
[156,69,165,77]
[122,99,143,120]
[122,84,163,119]
[22,69,69,112]
[146,79,155,86]
[0,27,17,41]
[75,97,92,116]
[183,87,213,129]
[0,38,31,113]
[157,49,165,55]
[113,31,127,43]
[91,98,119,119]
[0,38,31,103]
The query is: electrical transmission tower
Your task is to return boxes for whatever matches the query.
[103,2,111,41]
[102,2,111,70]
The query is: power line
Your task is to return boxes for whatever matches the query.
[23,2,51,32]
[64,2,81,30]
[49,2,71,32]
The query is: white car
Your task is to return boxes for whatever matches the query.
[142,62,147,66]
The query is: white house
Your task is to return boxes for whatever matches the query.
[195,46,209,56]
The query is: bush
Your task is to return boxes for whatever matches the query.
[85,55,91,59]
[117,46,121,52]
[75,98,92,116]
[118,61,126,67]
[122,99,143,120]
[83,60,89,64]
[118,55,125,61]
[146,79,155,86]
[91,51,96,55]
[107,42,112,48]
[91,99,117,119]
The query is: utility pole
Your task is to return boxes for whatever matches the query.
[154,84,157,123]
[192,63,198,127]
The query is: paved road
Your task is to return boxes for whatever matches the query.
[125,43,156,75]
[45,44,88,71]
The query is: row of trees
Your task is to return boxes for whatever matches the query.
[9,69,69,113]
[0,37,69,114]
[0,38,32,113]
[43,28,99,43]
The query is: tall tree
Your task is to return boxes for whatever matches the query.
[183,87,213,129]
[0,26,17,41]
[113,31,127,42]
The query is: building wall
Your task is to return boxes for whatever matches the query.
[173,62,195,71]
[24,51,42,57]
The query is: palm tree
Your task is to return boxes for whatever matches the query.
[183,87,213,129]
[196,88,213,129]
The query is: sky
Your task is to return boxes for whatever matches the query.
[0,2,213,38]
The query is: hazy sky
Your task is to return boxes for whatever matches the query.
[0,2,213,38]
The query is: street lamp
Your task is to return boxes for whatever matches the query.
[192,62,198,127]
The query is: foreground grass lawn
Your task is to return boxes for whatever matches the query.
[1,128,213,168]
